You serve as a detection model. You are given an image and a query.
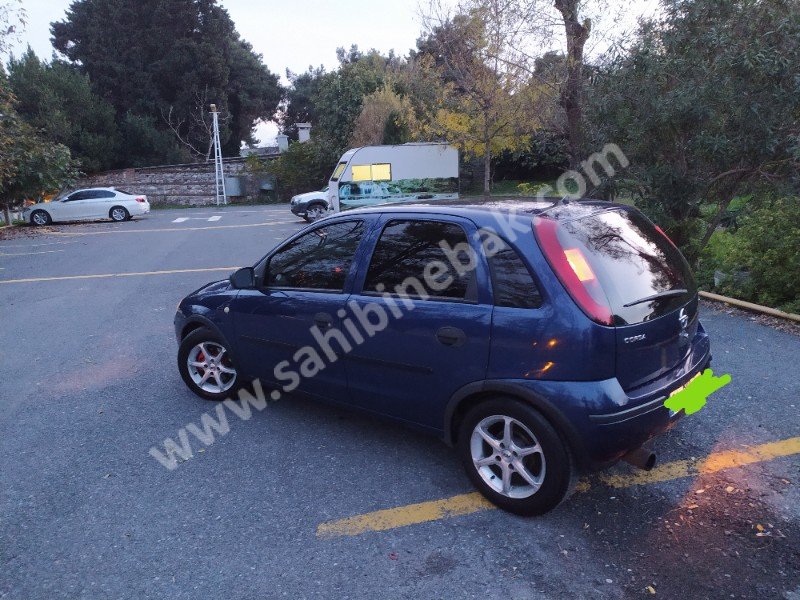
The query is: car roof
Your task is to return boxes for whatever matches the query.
[339,197,630,224]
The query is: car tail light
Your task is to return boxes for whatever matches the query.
[533,216,614,326]
[135,197,146,203]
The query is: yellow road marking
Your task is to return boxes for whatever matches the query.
[0,267,239,284]
[317,493,495,538]
[50,221,298,237]
[317,436,800,538]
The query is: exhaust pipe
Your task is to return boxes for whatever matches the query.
[622,446,657,471]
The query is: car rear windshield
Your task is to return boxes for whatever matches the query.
[555,207,696,325]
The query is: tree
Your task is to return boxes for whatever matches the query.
[417,8,533,194]
[552,0,591,166]
[586,0,800,259]
[7,49,120,173]
[311,47,394,152]
[281,66,326,141]
[51,0,282,165]
[0,78,77,225]
[349,85,416,147]
[266,137,341,200]
[0,0,24,56]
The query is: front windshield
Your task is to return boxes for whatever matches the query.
[330,162,347,182]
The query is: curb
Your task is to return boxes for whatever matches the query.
[700,291,800,323]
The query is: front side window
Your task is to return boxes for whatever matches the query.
[364,220,474,301]
[265,220,365,292]
[65,191,88,202]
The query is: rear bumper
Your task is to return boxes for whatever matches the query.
[580,325,712,467]
[468,325,712,470]
[130,203,150,215]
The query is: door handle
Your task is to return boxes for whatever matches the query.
[436,326,466,347]
[314,312,333,330]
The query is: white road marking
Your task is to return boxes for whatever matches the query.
[0,249,65,257]
[50,221,300,236]
[0,266,239,284]
[172,216,222,223]
[0,240,77,249]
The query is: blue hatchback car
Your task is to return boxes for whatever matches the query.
[175,199,711,515]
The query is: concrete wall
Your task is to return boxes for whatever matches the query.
[75,157,277,207]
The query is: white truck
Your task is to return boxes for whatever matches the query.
[328,143,459,213]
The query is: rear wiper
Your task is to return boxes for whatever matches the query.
[623,288,688,307]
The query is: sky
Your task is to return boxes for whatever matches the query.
[4,0,425,144]
[5,0,659,145]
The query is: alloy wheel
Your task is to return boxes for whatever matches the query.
[186,341,237,394]
[306,205,326,221]
[470,415,546,499]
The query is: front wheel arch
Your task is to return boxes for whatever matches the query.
[30,209,52,226]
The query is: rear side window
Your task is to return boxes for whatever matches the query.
[487,240,542,309]
[266,220,364,291]
[364,220,474,301]
[548,208,696,325]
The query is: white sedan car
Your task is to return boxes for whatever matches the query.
[24,188,151,226]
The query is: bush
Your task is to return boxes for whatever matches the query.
[265,138,341,200]
[699,197,800,313]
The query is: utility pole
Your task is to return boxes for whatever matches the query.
[210,104,227,206]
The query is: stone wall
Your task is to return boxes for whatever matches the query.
[75,157,277,207]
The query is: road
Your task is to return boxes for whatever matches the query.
[1,207,798,599]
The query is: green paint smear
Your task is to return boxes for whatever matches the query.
[663,369,732,416]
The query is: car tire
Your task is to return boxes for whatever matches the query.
[109,206,129,222]
[30,210,52,226]
[457,398,572,516]
[303,203,327,223]
[178,327,241,401]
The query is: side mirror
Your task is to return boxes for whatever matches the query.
[229,267,255,289]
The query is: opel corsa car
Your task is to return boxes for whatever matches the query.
[174,199,711,515]
[24,187,150,225]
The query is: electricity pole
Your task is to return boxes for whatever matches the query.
[210,104,227,206]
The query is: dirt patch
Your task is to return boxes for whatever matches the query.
[701,299,800,337]
[0,225,60,241]
[574,473,800,599]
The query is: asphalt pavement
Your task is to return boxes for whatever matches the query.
[1,206,798,599]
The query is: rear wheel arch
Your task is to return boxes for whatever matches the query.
[444,381,587,469]
[109,205,129,221]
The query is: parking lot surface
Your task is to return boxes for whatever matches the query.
[1,207,798,599]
